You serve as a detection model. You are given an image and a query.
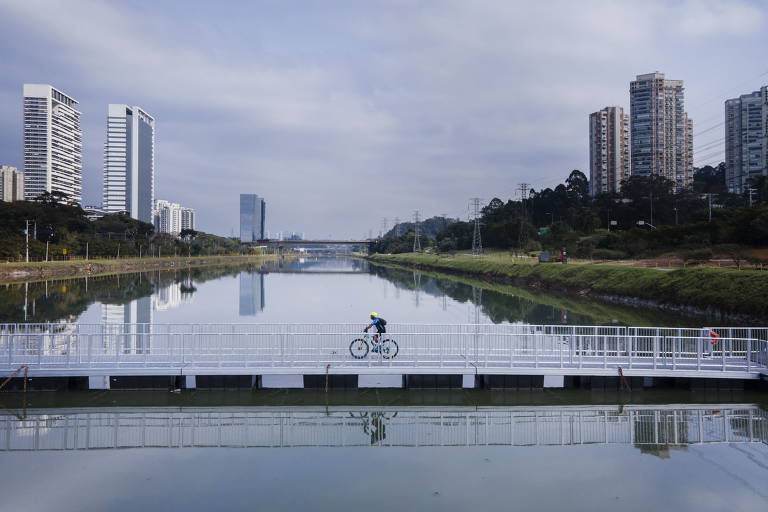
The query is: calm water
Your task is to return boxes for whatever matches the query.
[0,256,729,326]
[1,257,766,511]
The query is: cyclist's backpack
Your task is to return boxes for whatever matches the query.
[377,317,387,332]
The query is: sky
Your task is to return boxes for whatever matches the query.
[0,0,767,238]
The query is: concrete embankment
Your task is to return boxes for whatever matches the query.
[0,255,276,284]
[368,253,768,323]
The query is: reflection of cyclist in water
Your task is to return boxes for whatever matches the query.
[350,411,397,446]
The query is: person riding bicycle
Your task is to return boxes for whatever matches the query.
[363,312,386,348]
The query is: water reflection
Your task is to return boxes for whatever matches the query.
[1,404,765,452]
[0,257,738,327]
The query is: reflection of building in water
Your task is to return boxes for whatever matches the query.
[239,272,265,316]
[153,282,194,311]
[101,297,153,354]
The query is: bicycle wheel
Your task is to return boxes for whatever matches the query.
[349,338,369,359]
[380,339,399,359]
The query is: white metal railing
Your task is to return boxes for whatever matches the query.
[0,323,766,375]
[1,405,765,451]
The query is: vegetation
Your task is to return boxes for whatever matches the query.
[372,164,768,261]
[368,253,768,321]
[0,196,244,261]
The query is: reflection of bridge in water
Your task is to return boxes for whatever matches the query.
[1,404,766,451]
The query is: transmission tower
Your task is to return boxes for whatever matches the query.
[412,210,422,252]
[380,217,388,238]
[470,198,482,258]
[517,183,530,252]
[394,217,401,237]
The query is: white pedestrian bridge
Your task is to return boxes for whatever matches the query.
[1,405,766,451]
[1,323,767,388]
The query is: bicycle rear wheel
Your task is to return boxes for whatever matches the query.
[380,339,399,359]
[349,338,369,359]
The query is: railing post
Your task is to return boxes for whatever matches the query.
[653,336,658,370]
[747,339,751,372]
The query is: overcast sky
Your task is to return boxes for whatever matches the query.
[1,0,766,237]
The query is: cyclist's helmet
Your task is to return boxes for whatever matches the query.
[370,312,378,318]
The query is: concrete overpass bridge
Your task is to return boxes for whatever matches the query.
[247,239,375,254]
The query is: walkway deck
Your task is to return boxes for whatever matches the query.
[1,324,767,386]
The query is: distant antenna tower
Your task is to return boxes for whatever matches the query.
[470,198,482,258]
[517,183,530,251]
[380,217,388,238]
[412,210,422,252]
[394,217,401,237]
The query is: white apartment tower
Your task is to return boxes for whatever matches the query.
[103,104,155,222]
[629,72,693,190]
[589,106,629,195]
[725,86,768,194]
[154,200,195,235]
[23,84,83,203]
[0,165,24,202]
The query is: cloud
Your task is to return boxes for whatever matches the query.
[0,0,766,235]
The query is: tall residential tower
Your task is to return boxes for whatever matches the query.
[240,194,266,242]
[629,72,693,190]
[589,106,629,195]
[23,84,82,203]
[725,86,768,194]
[0,165,24,202]
[103,104,155,222]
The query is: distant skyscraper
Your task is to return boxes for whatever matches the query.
[103,104,155,222]
[0,165,24,202]
[153,200,195,235]
[589,106,629,195]
[181,207,195,231]
[725,86,768,194]
[629,72,693,190]
[239,272,265,316]
[240,194,266,242]
[23,84,82,203]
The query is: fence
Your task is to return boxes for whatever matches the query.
[1,323,766,376]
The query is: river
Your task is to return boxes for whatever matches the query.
[0,256,766,511]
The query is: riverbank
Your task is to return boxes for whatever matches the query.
[368,253,768,323]
[0,254,279,284]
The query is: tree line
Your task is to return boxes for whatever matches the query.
[373,165,768,260]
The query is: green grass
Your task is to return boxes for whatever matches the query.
[369,253,768,320]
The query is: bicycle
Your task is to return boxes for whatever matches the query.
[349,333,399,359]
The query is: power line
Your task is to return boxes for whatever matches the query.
[688,69,768,110]
[693,137,725,154]
[412,210,422,252]
[470,198,482,258]
[517,183,529,251]
[693,121,724,138]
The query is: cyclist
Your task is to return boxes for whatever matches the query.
[363,312,386,350]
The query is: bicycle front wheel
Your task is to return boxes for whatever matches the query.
[380,339,399,359]
[349,338,369,359]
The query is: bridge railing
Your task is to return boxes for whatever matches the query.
[2,405,766,450]
[0,323,766,374]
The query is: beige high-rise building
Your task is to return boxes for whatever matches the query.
[630,72,693,190]
[0,165,24,202]
[589,107,629,196]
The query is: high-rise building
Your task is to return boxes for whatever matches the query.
[629,72,693,190]
[240,194,266,242]
[153,200,195,235]
[589,106,629,195]
[181,207,195,231]
[103,104,155,222]
[725,86,768,194]
[23,84,82,203]
[0,165,24,202]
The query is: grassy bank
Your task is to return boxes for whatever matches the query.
[368,253,768,322]
[0,254,278,284]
